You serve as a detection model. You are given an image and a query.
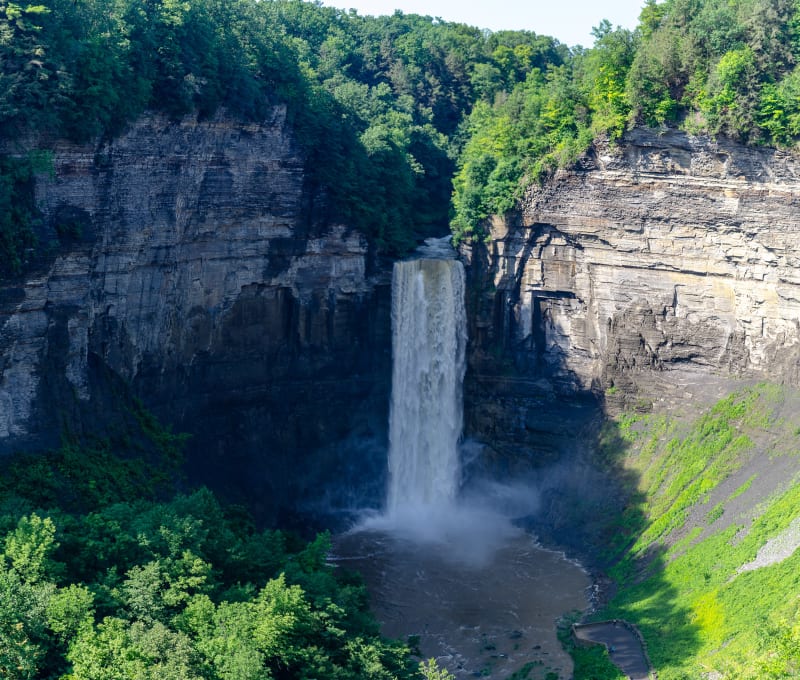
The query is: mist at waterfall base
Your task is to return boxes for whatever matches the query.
[352,249,535,566]
[358,451,544,567]
[299,239,561,554]
[330,242,591,678]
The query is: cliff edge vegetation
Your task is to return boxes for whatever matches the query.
[7,1,798,256]
[452,0,800,241]
[0,0,567,265]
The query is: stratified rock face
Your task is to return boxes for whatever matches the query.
[465,128,800,454]
[0,110,391,520]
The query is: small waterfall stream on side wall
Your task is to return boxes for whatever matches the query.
[333,239,590,679]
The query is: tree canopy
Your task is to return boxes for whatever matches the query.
[3,0,800,257]
[451,0,800,241]
[0,412,427,680]
[0,0,567,265]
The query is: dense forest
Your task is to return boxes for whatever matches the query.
[0,412,437,680]
[0,0,567,269]
[4,1,800,258]
[452,0,800,241]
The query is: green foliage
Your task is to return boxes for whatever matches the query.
[699,47,761,139]
[594,384,800,678]
[67,618,201,680]
[628,0,800,142]
[584,20,636,139]
[0,434,184,517]
[46,583,94,643]
[758,65,800,143]
[253,6,568,253]
[0,0,574,261]
[453,0,800,241]
[4,513,58,583]
[0,153,50,276]
[419,657,456,680]
[705,502,724,524]
[0,559,54,680]
[749,607,800,678]
[451,21,639,242]
[0,2,56,134]
[451,62,593,242]
[0,498,419,679]
[0,405,419,680]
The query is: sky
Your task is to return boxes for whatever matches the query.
[321,0,646,48]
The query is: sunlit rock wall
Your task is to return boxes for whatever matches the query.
[466,128,800,457]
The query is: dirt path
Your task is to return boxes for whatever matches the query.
[573,621,652,680]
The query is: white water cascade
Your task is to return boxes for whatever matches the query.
[386,248,467,516]
[361,237,525,555]
[334,243,591,680]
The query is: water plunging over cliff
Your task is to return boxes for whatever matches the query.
[372,240,524,557]
[334,240,591,678]
[387,254,467,515]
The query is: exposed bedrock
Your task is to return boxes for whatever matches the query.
[464,128,800,460]
[0,110,391,522]
[5,119,800,523]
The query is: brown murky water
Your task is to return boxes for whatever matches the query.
[333,525,591,679]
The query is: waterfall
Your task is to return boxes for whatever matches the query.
[386,254,467,515]
[353,240,526,560]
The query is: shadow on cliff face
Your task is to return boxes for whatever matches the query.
[179,395,391,535]
[460,422,631,573]
[460,406,704,675]
[459,236,701,667]
[459,234,630,561]
[280,432,389,533]
[462,413,703,673]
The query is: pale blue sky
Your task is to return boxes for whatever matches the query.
[321,0,647,48]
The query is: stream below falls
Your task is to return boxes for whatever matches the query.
[342,243,593,678]
[333,525,591,680]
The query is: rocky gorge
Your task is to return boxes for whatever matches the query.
[0,109,392,522]
[464,127,800,463]
[2,117,800,523]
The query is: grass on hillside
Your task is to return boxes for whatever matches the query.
[588,384,800,679]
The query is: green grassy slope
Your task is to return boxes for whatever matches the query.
[592,384,800,679]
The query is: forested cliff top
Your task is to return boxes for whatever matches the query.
[0,0,566,268]
[3,0,800,261]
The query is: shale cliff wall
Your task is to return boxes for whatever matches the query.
[6,118,799,515]
[465,128,800,458]
[0,110,391,520]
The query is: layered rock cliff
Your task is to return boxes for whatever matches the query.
[0,110,391,521]
[465,128,800,458]
[6,117,800,520]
